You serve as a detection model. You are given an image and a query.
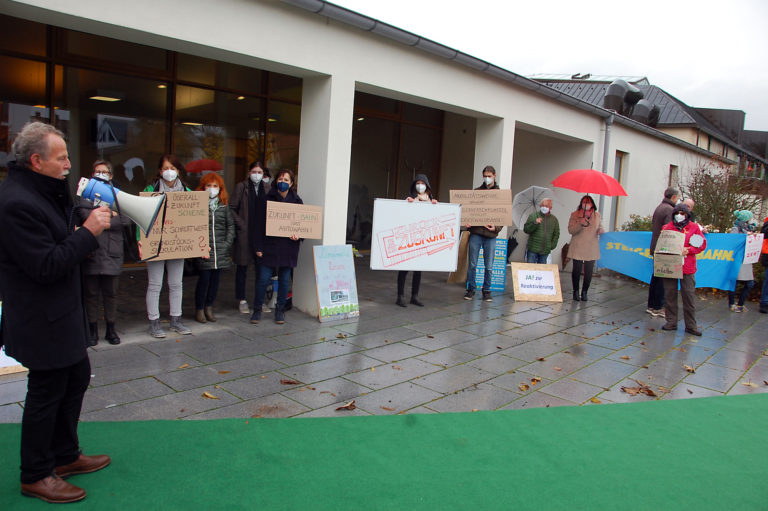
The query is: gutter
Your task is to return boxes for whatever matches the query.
[281,0,731,162]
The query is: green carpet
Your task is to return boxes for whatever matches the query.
[1,394,765,510]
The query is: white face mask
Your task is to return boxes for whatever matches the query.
[207,186,220,198]
[415,184,426,194]
[162,169,178,182]
[483,176,494,186]
[262,177,270,185]
[540,206,550,214]
[674,214,686,223]
[583,203,592,210]
[94,173,110,181]
[249,172,263,184]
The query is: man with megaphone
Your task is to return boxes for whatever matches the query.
[0,122,113,503]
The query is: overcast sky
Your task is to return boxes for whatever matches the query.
[331,0,768,132]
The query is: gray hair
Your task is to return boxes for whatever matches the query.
[93,159,113,173]
[12,122,66,166]
[663,187,680,200]
[540,197,553,206]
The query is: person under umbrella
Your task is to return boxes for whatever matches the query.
[567,195,604,301]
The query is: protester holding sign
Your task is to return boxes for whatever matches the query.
[194,173,235,323]
[141,155,193,338]
[464,165,503,302]
[567,195,604,302]
[728,210,756,313]
[760,217,768,314]
[661,204,706,336]
[251,169,302,325]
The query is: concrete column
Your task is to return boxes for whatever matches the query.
[473,117,516,236]
[292,74,355,316]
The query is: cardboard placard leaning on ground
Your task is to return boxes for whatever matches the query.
[510,262,563,302]
[139,191,209,261]
[266,201,323,239]
[449,189,513,226]
[653,230,685,279]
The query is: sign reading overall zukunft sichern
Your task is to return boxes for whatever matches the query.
[473,242,508,292]
[139,191,209,261]
[313,245,360,323]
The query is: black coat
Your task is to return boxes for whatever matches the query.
[260,186,303,268]
[230,179,267,266]
[0,162,99,370]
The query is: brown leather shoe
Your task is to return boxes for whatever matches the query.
[204,306,216,322]
[55,454,111,478]
[21,475,86,503]
[195,309,207,323]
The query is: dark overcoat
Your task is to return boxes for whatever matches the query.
[230,179,267,266]
[259,186,303,268]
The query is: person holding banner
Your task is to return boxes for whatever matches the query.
[250,169,302,325]
[661,204,706,336]
[464,165,503,302]
[141,155,193,338]
[760,217,768,314]
[396,174,438,307]
[728,210,756,313]
[194,173,235,323]
[567,195,604,301]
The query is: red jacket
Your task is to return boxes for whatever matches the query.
[662,221,707,275]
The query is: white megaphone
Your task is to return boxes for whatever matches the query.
[76,177,164,235]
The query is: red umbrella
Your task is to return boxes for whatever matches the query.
[185,158,223,173]
[551,168,627,196]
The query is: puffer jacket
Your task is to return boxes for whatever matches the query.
[198,200,235,270]
[524,210,560,255]
[77,196,132,275]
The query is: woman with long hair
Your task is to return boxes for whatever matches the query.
[567,194,604,301]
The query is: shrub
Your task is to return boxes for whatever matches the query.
[621,214,653,232]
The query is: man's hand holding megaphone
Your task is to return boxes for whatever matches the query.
[82,205,115,237]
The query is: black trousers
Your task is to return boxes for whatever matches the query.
[571,260,595,293]
[397,271,421,297]
[20,356,90,483]
[84,274,119,323]
[647,275,666,309]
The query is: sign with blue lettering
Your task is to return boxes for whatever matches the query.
[474,242,508,292]
[313,245,360,323]
[598,232,745,291]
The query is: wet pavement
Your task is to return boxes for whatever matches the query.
[1,258,767,422]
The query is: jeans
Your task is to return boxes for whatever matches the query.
[21,356,90,483]
[728,280,755,307]
[525,251,548,264]
[466,234,496,292]
[145,259,184,320]
[195,269,222,309]
[254,265,291,309]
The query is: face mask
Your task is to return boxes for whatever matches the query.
[583,203,592,210]
[207,187,220,198]
[276,181,290,192]
[263,177,270,185]
[249,172,263,184]
[94,173,110,181]
[674,214,686,223]
[483,176,494,186]
[540,207,550,214]
[415,184,426,194]
[162,169,178,182]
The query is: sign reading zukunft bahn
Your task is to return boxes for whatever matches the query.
[266,201,323,239]
[449,189,513,226]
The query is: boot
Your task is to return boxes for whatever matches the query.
[410,295,424,307]
[250,308,262,324]
[396,295,407,308]
[274,306,285,324]
[581,290,588,302]
[572,290,580,301]
[87,322,98,347]
[195,309,207,323]
[204,306,216,322]
[105,322,120,345]
[169,316,191,335]
[149,319,166,338]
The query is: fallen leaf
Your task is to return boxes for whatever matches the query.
[531,376,543,383]
[640,341,646,345]
[507,370,516,374]
[335,333,347,339]
[496,346,502,350]
[427,335,435,339]
[202,391,219,400]
[634,326,639,329]
[621,386,641,396]
[621,379,658,397]
[553,366,562,372]
[620,355,630,360]
[683,365,695,374]
[385,339,391,343]
[260,375,267,379]
[371,366,376,372]
[218,370,231,374]
[178,363,190,369]
[496,331,503,335]
[472,409,479,412]
[320,391,331,394]
[536,357,546,362]
[518,383,530,391]
[250,414,262,418]
[280,379,301,385]
[336,400,356,411]
[742,381,758,388]
[319,337,326,341]
[392,365,402,371]
[589,397,602,404]
[763,381,768,386]
[305,386,316,390]
[687,389,693,394]
[381,406,396,411]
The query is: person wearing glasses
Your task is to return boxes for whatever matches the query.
[567,195,604,301]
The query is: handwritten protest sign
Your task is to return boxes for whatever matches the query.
[313,245,360,322]
[510,263,562,302]
[139,191,209,261]
[266,202,323,239]
[370,199,461,271]
[743,233,764,264]
[654,230,685,278]
[450,189,513,226]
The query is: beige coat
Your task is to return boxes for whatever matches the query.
[567,209,604,261]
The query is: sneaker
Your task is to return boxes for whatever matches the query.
[645,308,655,315]
[737,305,746,313]
[169,316,191,335]
[262,303,271,313]
[729,304,738,312]
[464,289,475,300]
[482,291,492,302]
[651,308,666,318]
[238,300,249,314]
[250,309,262,324]
[148,319,166,339]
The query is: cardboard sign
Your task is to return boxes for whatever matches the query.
[450,189,513,226]
[370,199,461,271]
[313,245,360,322]
[653,253,684,279]
[655,230,685,255]
[510,263,562,302]
[139,191,209,261]
[266,201,323,239]
[743,233,764,264]
[473,241,508,292]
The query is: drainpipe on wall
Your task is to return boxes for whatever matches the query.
[598,114,613,220]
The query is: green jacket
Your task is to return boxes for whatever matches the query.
[523,211,560,255]
[198,201,235,270]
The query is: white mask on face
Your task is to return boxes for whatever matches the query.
[249,172,263,184]
[583,203,592,210]
[162,169,178,182]
[262,177,270,185]
[208,186,220,198]
[483,176,494,186]
[94,173,110,181]
[540,206,550,214]
[415,183,426,194]
[674,214,686,223]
